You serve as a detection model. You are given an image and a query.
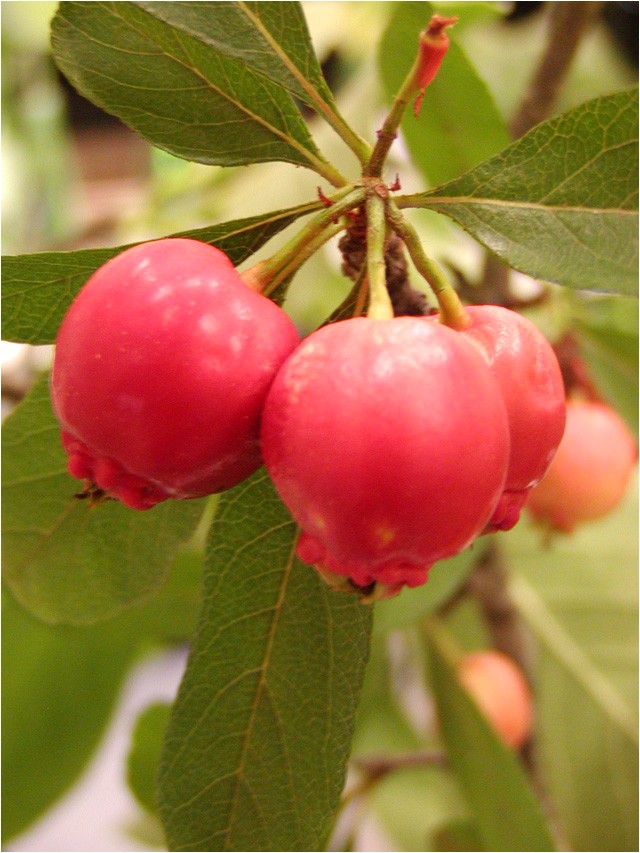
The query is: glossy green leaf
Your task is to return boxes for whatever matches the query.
[2,373,204,624]
[504,483,638,852]
[1,202,320,344]
[1,588,138,842]
[426,619,557,851]
[128,702,172,816]
[51,2,332,173]
[407,88,638,294]
[379,2,509,186]
[374,545,481,634]
[158,470,372,852]
[133,2,336,110]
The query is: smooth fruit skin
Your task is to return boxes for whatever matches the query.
[51,238,300,509]
[457,650,533,749]
[526,399,637,532]
[461,305,566,531]
[261,317,510,592]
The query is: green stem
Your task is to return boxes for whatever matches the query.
[245,185,365,294]
[365,192,394,320]
[365,54,421,178]
[310,155,350,189]
[386,201,470,329]
[263,218,347,297]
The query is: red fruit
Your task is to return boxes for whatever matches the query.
[526,399,637,532]
[461,305,566,531]
[261,317,510,595]
[457,650,533,749]
[51,238,299,509]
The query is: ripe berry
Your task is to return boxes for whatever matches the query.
[526,399,637,532]
[461,305,566,531]
[51,238,300,509]
[261,317,510,595]
[457,650,533,750]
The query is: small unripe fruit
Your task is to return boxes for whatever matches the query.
[51,238,300,509]
[461,305,566,531]
[457,650,533,749]
[261,317,510,594]
[526,399,637,532]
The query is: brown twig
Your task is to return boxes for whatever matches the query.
[341,749,447,809]
[510,2,601,139]
[352,749,447,779]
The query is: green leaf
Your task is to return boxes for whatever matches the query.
[426,619,557,852]
[570,293,639,435]
[50,2,332,173]
[128,702,172,816]
[354,641,472,852]
[133,2,336,110]
[374,546,480,634]
[2,373,204,625]
[504,483,638,852]
[1,587,138,842]
[2,202,319,344]
[158,470,372,851]
[379,2,510,186]
[406,88,638,294]
[133,543,204,644]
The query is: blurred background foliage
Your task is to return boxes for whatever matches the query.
[2,2,638,851]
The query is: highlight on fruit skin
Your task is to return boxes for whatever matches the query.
[526,398,637,532]
[261,315,511,598]
[51,238,300,509]
[456,649,533,750]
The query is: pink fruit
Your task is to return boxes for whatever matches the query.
[461,305,566,531]
[51,238,300,509]
[261,316,510,594]
[457,650,533,749]
[526,399,637,531]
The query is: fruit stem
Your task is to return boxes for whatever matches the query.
[263,219,347,297]
[365,51,422,178]
[365,191,394,320]
[365,14,456,178]
[386,201,470,330]
[242,185,365,295]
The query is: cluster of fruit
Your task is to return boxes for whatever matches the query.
[51,237,630,597]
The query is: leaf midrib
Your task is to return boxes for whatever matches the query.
[221,535,301,849]
[237,1,335,120]
[404,196,638,217]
